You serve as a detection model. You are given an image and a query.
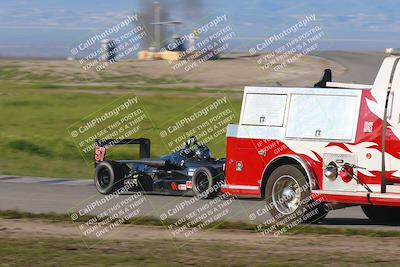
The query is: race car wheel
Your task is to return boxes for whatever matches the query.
[265,165,327,225]
[192,167,222,199]
[362,205,400,225]
[94,161,125,194]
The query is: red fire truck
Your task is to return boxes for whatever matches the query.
[222,48,400,224]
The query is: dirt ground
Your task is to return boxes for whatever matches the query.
[1,53,345,89]
[1,218,400,266]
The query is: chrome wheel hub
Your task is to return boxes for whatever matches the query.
[271,175,301,215]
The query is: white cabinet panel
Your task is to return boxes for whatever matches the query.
[285,94,359,141]
[241,93,287,126]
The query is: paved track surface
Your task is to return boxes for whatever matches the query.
[0,175,399,231]
[315,51,386,84]
[1,51,398,231]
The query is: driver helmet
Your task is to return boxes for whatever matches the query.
[194,144,211,159]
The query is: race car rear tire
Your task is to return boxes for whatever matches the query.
[192,167,222,199]
[265,165,327,225]
[94,161,125,194]
[362,205,400,225]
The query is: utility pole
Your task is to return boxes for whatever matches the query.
[154,1,161,51]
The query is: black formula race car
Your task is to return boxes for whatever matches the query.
[94,137,225,198]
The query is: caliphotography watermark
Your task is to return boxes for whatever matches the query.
[68,94,150,163]
[255,139,289,157]
[70,185,147,240]
[163,14,236,73]
[238,139,332,238]
[70,14,147,71]
[159,184,237,241]
[158,95,236,153]
[249,14,325,72]
[248,183,331,239]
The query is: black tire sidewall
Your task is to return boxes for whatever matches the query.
[362,205,400,225]
[304,202,329,224]
[94,161,124,194]
[265,165,311,225]
[192,167,221,199]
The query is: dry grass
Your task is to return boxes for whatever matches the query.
[0,53,345,89]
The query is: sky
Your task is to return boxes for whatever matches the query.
[0,0,400,57]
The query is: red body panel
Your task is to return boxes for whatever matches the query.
[311,192,370,205]
[225,90,400,206]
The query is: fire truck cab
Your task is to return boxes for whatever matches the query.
[222,48,400,224]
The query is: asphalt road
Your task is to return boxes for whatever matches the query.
[1,51,398,231]
[0,176,399,231]
[316,51,386,84]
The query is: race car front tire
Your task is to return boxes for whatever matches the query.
[192,166,222,199]
[94,161,125,194]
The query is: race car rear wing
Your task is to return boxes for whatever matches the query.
[94,138,151,163]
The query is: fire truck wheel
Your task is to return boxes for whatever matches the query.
[266,165,322,225]
[303,202,329,224]
[94,161,125,194]
[192,167,222,199]
[361,205,400,225]
[137,174,153,191]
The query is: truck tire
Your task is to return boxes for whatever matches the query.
[192,167,222,199]
[94,161,125,194]
[307,202,329,224]
[265,165,328,225]
[362,205,400,225]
